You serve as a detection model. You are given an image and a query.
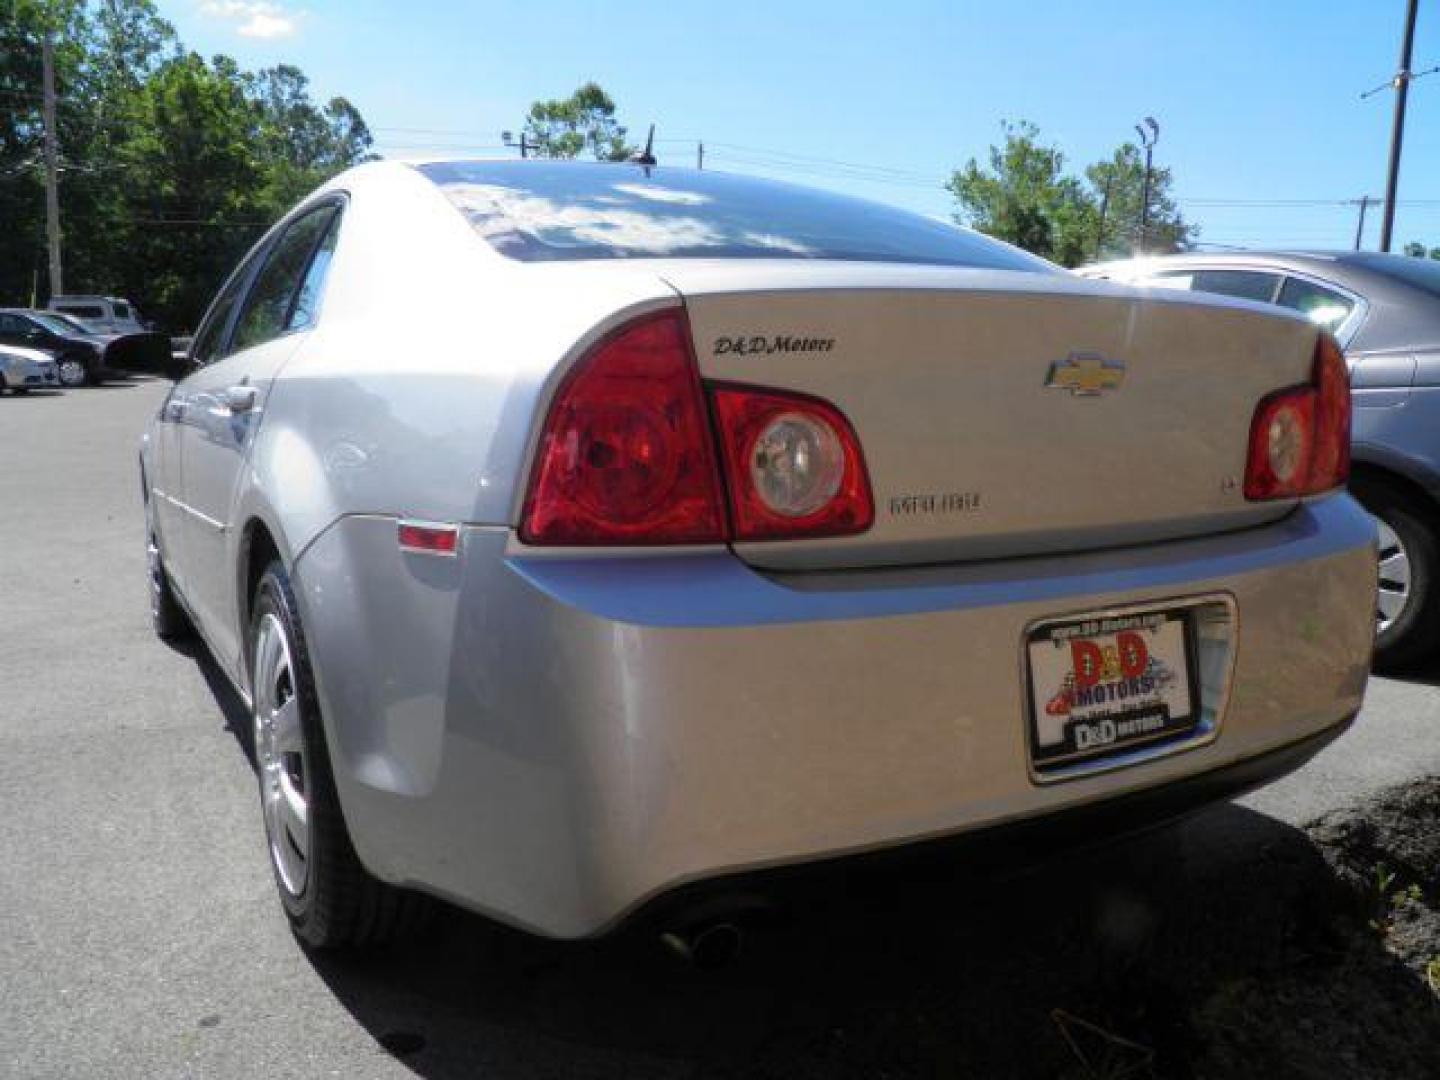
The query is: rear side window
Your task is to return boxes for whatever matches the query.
[190,277,247,367]
[287,213,341,332]
[1190,270,1282,304]
[56,304,105,319]
[1277,277,1354,333]
[111,302,131,319]
[419,160,1054,272]
[230,204,341,353]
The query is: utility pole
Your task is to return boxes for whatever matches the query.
[1134,117,1159,255]
[1352,195,1375,250]
[1380,0,1420,253]
[41,30,63,298]
[502,131,532,158]
[697,141,704,170]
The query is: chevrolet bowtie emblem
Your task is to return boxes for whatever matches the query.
[1045,353,1126,396]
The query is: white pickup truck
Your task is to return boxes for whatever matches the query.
[47,295,149,336]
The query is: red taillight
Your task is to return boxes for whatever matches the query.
[519,309,727,545]
[1244,332,1351,501]
[520,308,875,547]
[709,383,873,541]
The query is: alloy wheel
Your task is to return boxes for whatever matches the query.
[252,613,311,899]
[1376,518,1412,635]
[56,358,87,387]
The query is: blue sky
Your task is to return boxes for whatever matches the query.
[172,1,1440,252]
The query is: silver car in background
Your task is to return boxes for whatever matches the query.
[1082,252,1440,670]
[140,160,1375,950]
[0,345,59,394]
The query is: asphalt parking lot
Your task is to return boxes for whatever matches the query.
[4,378,1440,1079]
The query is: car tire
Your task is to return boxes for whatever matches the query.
[249,561,431,949]
[56,357,88,388]
[1351,476,1440,672]
[147,525,192,640]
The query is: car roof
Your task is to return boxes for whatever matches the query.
[1083,250,1360,276]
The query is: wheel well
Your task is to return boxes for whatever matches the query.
[240,519,281,660]
[1349,462,1440,527]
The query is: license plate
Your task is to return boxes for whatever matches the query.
[1026,608,1200,771]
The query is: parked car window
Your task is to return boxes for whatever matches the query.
[286,211,341,332]
[0,313,27,335]
[230,205,340,353]
[1277,277,1354,332]
[111,302,131,319]
[54,304,106,320]
[420,160,1055,271]
[1189,270,1282,304]
[27,313,77,336]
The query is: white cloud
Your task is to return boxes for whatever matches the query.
[611,183,711,206]
[199,1,303,39]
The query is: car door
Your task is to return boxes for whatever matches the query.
[151,262,255,607]
[174,199,343,671]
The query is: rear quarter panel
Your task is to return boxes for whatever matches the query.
[244,163,681,561]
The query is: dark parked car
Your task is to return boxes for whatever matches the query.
[1082,252,1440,669]
[0,308,171,386]
[0,308,107,386]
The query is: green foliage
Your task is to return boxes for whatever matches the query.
[522,81,635,161]
[1086,143,1192,259]
[947,121,1194,266]
[0,0,373,329]
[946,122,1093,266]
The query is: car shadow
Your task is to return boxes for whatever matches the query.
[169,634,256,769]
[283,801,1440,1079]
[1378,653,1440,689]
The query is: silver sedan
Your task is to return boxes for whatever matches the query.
[0,345,58,394]
[140,160,1376,950]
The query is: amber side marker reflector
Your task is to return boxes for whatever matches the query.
[397,520,459,556]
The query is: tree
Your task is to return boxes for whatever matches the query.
[1086,144,1192,259]
[1402,242,1440,259]
[521,81,635,161]
[0,0,374,329]
[947,121,1195,266]
[947,121,1094,266]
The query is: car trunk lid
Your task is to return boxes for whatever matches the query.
[661,263,1318,571]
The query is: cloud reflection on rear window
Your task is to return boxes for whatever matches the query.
[417,160,1054,271]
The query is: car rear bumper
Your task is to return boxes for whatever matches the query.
[293,494,1376,938]
[624,713,1355,930]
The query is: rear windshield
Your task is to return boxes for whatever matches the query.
[29,312,82,335]
[1350,253,1440,300]
[418,161,1052,272]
